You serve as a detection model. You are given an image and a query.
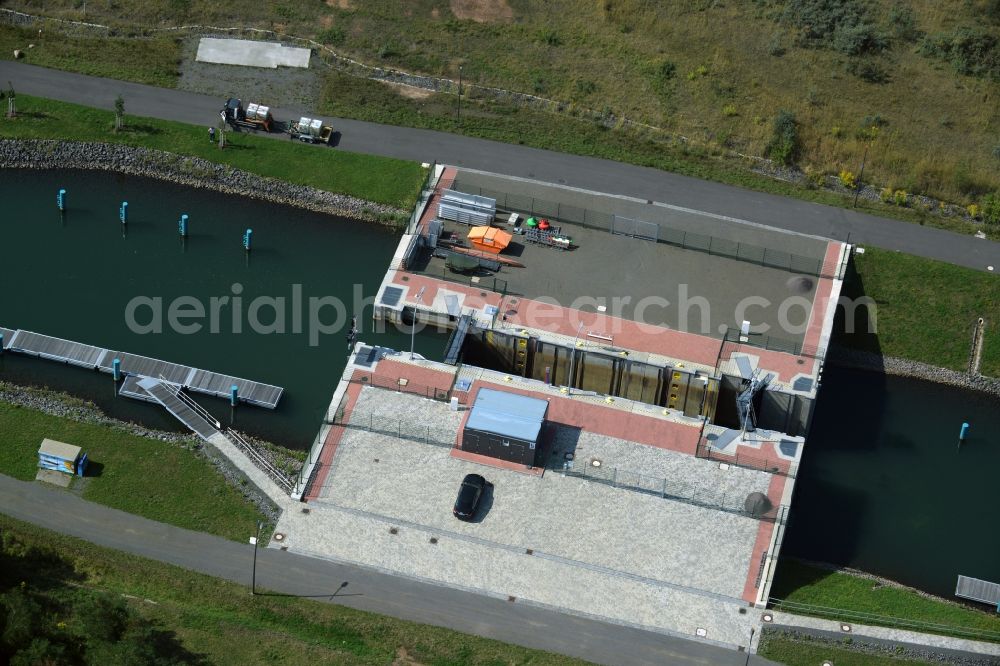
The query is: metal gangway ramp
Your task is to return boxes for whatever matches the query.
[137,378,221,441]
[443,314,473,365]
[956,575,1000,608]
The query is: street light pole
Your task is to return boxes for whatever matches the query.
[457,65,463,126]
[250,520,263,595]
[567,322,584,392]
[744,627,755,666]
[409,287,425,360]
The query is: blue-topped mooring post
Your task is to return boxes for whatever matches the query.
[179,214,188,237]
[958,421,969,450]
[0,332,4,355]
[57,189,66,211]
[230,385,238,407]
[112,358,121,382]
[120,201,128,225]
[243,228,252,252]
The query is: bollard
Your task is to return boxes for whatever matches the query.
[112,358,121,382]
[179,214,188,238]
[57,189,66,211]
[230,385,239,407]
[243,228,252,251]
[958,422,969,451]
[120,201,128,225]
[0,332,4,355]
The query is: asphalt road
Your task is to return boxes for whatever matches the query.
[0,475,776,665]
[2,60,999,272]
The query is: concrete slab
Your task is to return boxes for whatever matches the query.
[195,38,311,69]
[35,469,72,487]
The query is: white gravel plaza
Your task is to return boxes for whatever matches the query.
[277,386,771,646]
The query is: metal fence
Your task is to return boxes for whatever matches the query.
[347,372,453,402]
[452,180,843,279]
[224,429,294,493]
[767,599,1000,643]
[559,460,783,522]
[695,441,799,478]
[718,327,828,364]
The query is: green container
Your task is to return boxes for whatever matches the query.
[526,217,538,228]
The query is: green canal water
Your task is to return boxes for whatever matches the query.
[786,366,1000,599]
[0,169,446,447]
[3,169,997,600]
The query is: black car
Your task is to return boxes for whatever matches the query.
[453,473,487,521]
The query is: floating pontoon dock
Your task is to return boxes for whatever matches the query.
[956,575,1000,608]
[4,328,283,409]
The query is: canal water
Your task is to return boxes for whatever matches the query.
[784,365,1000,598]
[0,169,446,448]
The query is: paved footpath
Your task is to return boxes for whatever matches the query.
[769,610,1000,663]
[2,60,999,272]
[0,474,777,666]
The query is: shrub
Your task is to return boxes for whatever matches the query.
[880,187,894,203]
[920,28,1000,80]
[722,104,738,117]
[889,3,921,42]
[831,125,844,138]
[575,79,597,95]
[967,204,981,219]
[983,192,1000,224]
[537,28,562,46]
[658,60,677,82]
[839,170,856,188]
[847,57,890,83]
[766,110,800,165]
[893,189,908,206]
[696,65,709,76]
[317,26,346,46]
[782,0,888,55]
[768,34,786,56]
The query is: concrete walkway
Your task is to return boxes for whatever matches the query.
[0,473,778,666]
[1,60,998,272]
[769,610,1000,662]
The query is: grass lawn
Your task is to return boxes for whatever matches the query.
[770,560,1000,641]
[758,632,936,666]
[836,247,1000,376]
[0,514,587,665]
[0,401,265,542]
[0,95,427,210]
[0,24,181,87]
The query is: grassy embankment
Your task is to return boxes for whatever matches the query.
[758,632,939,666]
[0,514,586,665]
[0,399,265,542]
[0,93,427,211]
[838,247,1000,376]
[4,4,1000,235]
[770,560,1000,642]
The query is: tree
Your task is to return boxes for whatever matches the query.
[114,94,125,131]
[766,110,800,165]
[4,81,14,119]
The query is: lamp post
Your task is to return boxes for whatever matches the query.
[456,65,463,126]
[853,125,878,208]
[567,322,584,392]
[410,287,425,360]
[744,627,755,666]
[250,520,263,595]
